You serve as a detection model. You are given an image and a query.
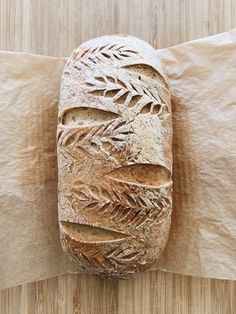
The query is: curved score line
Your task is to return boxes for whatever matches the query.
[60,221,131,243]
[61,107,119,127]
[106,164,172,188]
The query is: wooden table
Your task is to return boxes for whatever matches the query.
[0,0,235,313]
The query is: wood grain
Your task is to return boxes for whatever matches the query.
[0,0,236,313]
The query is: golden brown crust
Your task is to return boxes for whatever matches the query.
[57,35,172,279]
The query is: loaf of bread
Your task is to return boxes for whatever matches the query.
[57,35,172,279]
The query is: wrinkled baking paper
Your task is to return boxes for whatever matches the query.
[0,29,235,290]
[156,29,236,278]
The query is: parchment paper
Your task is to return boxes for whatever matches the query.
[0,52,77,291]
[157,29,236,278]
[0,29,235,290]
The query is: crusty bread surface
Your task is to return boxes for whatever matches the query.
[57,35,172,279]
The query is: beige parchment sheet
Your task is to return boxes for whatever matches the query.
[0,29,235,290]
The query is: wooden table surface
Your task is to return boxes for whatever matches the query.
[0,0,236,313]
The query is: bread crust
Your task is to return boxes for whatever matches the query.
[57,35,172,279]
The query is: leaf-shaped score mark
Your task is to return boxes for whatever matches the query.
[140,102,162,115]
[101,187,113,201]
[85,202,99,209]
[73,43,139,66]
[85,74,165,115]
[86,76,130,106]
[73,190,90,201]
[67,180,170,230]
[60,117,133,162]
[122,63,169,90]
